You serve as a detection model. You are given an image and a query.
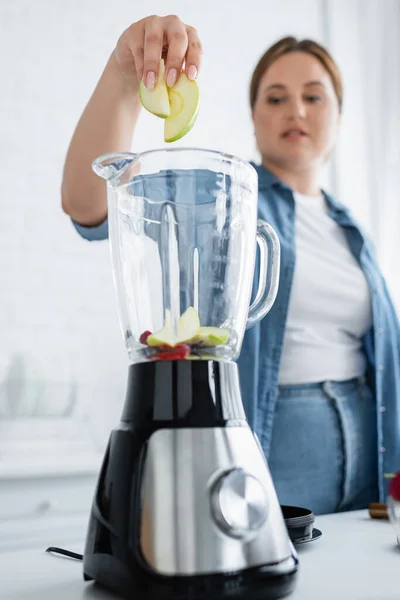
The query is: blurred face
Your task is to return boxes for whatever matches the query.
[252,51,340,172]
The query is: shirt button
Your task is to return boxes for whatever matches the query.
[378,365,384,371]
[380,447,386,453]
[380,406,386,412]
[377,328,384,334]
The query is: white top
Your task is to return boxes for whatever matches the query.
[1,510,399,600]
[278,191,373,385]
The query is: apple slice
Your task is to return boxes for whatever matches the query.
[192,326,230,346]
[164,72,200,143]
[139,59,171,118]
[147,310,175,347]
[146,307,201,347]
[177,306,200,342]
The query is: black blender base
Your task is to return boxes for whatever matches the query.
[82,361,299,599]
[83,554,298,600]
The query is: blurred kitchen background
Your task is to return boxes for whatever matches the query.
[0,0,399,548]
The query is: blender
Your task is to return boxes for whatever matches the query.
[83,148,298,599]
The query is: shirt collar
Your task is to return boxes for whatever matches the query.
[251,161,350,220]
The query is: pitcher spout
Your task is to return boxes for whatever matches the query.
[92,152,138,183]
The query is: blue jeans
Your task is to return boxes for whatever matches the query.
[267,377,379,515]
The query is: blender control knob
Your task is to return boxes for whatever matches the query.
[210,468,268,538]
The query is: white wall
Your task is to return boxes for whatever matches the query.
[0,0,398,522]
[326,0,400,306]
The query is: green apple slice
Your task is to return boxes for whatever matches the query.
[164,73,200,143]
[192,326,230,346]
[139,59,171,118]
[147,309,175,347]
[176,306,200,342]
[146,307,201,347]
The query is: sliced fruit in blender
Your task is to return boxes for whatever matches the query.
[164,73,200,143]
[154,344,191,360]
[139,59,171,118]
[139,330,152,344]
[146,307,200,347]
[142,309,230,351]
[177,306,200,342]
[191,326,230,346]
[147,310,175,347]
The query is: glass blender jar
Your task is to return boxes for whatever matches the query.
[93,147,280,363]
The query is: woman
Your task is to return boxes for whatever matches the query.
[61,15,400,515]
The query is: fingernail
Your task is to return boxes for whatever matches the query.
[188,65,197,80]
[146,71,156,90]
[167,68,177,88]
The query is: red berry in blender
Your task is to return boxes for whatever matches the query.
[389,471,400,501]
[154,344,191,360]
[139,330,152,344]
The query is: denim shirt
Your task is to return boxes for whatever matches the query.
[72,163,400,502]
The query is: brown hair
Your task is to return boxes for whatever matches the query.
[249,36,343,113]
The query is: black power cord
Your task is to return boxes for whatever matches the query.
[45,546,83,561]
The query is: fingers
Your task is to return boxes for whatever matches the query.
[143,16,164,89]
[116,15,202,89]
[164,16,189,88]
[184,26,203,81]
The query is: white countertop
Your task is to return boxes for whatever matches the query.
[1,509,399,600]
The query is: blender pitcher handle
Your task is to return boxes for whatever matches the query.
[246,220,281,329]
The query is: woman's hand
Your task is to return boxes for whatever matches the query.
[114,14,203,90]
